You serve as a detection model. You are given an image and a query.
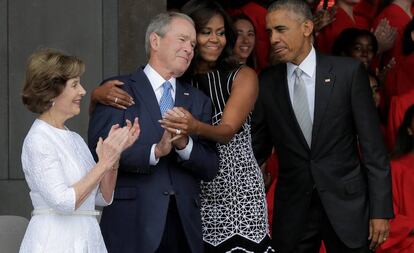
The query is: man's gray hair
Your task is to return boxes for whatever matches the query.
[145,12,194,59]
[268,0,313,22]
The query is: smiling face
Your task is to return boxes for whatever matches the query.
[52,77,86,119]
[151,17,196,78]
[196,14,226,67]
[233,19,256,63]
[266,9,313,65]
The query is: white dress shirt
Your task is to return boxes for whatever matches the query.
[143,64,193,165]
[286,47,316,122]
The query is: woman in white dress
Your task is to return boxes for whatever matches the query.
[19,48,140,253]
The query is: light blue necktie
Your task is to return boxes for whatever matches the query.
[159,81,174,116]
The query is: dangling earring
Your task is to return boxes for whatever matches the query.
[51,100,55,107]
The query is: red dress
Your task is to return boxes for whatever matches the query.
[316,7,369,54]
[372,4,414,66]
[354,0,381,27]
[383,54,414,112]
[377,154,414,253]
[385,89,414,151]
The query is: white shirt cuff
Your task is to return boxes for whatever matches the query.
[150,144,160,165]
[175,137,193,161]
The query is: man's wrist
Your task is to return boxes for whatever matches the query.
[174,136,189,150]
[154,144,163,158]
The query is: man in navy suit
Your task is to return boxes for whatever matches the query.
[252,0,393,252]
[88,12,219,253]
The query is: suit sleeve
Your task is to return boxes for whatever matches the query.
[88,86,154,174]
[178,92,219,181]
[251,72,274,165]
[350,62,394,219]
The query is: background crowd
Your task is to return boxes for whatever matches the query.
[18,0,414,252]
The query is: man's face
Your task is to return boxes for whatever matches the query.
[266,9,313,65]
[154,18,196,77]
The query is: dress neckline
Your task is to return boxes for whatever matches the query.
[36,118,71,134]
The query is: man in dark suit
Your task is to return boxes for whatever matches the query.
[251,0,393,252]
[88,12,218,253]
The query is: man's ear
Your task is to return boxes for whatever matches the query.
[149,32,160,51]
[302,20,314,37]
[408,127,413,136]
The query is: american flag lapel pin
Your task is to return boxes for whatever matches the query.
[324,78,331,85]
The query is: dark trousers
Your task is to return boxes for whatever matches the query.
[292,191,370,253]
[155,196,191,253]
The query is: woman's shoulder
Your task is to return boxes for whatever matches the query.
[229,65,257,84]
[22,120,58,157]
[23,119,48,145]
[218,65,255,80]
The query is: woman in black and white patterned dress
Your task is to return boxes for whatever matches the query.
[160,1,273,252]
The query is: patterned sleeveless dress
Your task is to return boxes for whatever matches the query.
[191,67,274,253]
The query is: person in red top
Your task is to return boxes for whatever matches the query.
[383,18,414,102]
[236,1,271,72]
[386,89,414,150]
[377,105,414,253]
[233,14,258,70]
[372,0,413,74]
[382,19,414,143]
[354,0,381,26]
[316,0,370,54]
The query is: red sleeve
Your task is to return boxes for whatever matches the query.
[377,159,414,252]
[386,90,414,151]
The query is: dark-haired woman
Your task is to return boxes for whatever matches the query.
[233,14,257,70]
[161,1,272,252]
[377,105,414,253]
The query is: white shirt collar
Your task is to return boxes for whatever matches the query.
[143,64,176,92]
[286,47,316,79]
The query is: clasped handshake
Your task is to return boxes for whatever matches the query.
[156,107,199,159]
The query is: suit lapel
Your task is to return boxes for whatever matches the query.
[274,64,311,151]
[312,53,335,148]
[174,80,192,110]
[129,70,163,135]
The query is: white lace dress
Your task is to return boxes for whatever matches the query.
[19,119,110,253]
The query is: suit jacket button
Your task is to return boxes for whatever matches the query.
[169,190,176,195]
[163,191,169,196]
